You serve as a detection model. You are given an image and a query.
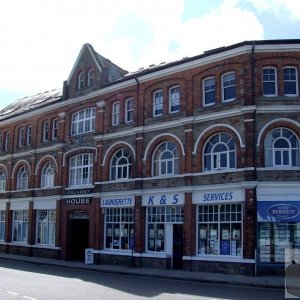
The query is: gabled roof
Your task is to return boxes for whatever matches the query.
[67,43,127,84]
[0,89,62,121]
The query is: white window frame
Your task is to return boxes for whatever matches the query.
[52,118,58,140]
[71,108,95,136]
[17,166,29,190]
[19,128,24,147]
[69,154,93,187]
[26,125,32,145]
[153,90,163,117]
[42,121,49,142]
[0,169,6,191]
[262,67,277,97]
[203,77,216,106]
[152,141,179,176]
[203,133,236,171]
[12,210,28,243]
[3,132,9,151]
[78,72,84,90]
[284,66,298,96]
[87,69,94,87]
[110,148,132,181]
[125,98,134,123]
[197,203,243,256]
[264,128,300,167]
[104,208,134,250]
[0,210,5,241]
[169,86,180,113]
[36,210,56,245]
[112,102,120,126]
[222,72,236,102]
[41,162,55,188]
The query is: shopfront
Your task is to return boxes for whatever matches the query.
[257,184,300,274]
[142,192,184,269]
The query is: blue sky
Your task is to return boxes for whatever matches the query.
[0,0,299,110]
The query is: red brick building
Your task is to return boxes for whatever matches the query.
[0,40,300,275]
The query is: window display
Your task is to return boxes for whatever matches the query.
[198,203,243,256]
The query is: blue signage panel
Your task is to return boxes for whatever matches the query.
[257,201,300,222]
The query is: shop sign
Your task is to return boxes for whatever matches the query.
[142,193,184,206]
[65,197,92,205]
[258,201,300,222]
[101,196,135,207]
[193,189,244,204]
[66,188,92,195]
[69,211,89,219]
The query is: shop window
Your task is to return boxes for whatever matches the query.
[153,90,163,117]
[147,206,184,252]
[169,86,180,113]
[0,210,5,241]
[12,210,28,243]
[110,148,132,181]
[125,98,134,123]
[36,210,56,245]
[284,67,298,96]
[41,162,55,188]
[87,69,94,87]
[222,72,236,102]
[112,102,120,126]
[0,169,7,191]
[203,133,236,171]
[198,203,243,256]
[152,141,179,176]
[203,77,216,106]
[69,154,93,187]
[78,72,84,90]
[262,67,277,96]
[17,166,29,190]
[104,208,134,250]
[52,118,58,140]
[71,108,95,135]
[26,125,32,145]
[264,128,300,167]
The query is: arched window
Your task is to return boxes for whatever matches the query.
[110,148,132,180]
[87,69,94,87]
[203,133,236,171]
[17,166,29,190]
[78,72,84,90]
[152,141,179,176]
[0,169,6,191]
[41,162,55,188]
[264,128,300,167]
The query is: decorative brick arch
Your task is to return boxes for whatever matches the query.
[11,160,31,190]
[35,155,59,187]
[143,133,185,177]
[256,118,300,168]
[193,125,243,172]
[102,141,136,181]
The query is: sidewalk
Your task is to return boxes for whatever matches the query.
[0,253,284,289]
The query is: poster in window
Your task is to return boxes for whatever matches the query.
[149,229,155,238]
[121,228,128,237]
[149,239,155,250]
[232,229,240,240]
[107,228,112,237]
[114,228,120,237]
[156,239,162,250]
[231,240,237,256]
[158,229,164,239]
[200,229,206,239]
[209,229,217,240]
[220,240,230,255]
[222,229,230,240]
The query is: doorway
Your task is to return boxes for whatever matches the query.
[173,224,184,269]
[69,217,89,261]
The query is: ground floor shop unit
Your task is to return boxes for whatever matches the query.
[1,182,297,275]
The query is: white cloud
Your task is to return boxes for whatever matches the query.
[247,0,300,21]
[0,0,264,104]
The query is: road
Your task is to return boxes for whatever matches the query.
[0,259,284,300]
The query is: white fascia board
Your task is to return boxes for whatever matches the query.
[137,45,253,83]
[255,43,300,53]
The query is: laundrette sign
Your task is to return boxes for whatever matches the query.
[101,196,135,207]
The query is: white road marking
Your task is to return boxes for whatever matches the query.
[23,296,37,300]
[7,290,19,295]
